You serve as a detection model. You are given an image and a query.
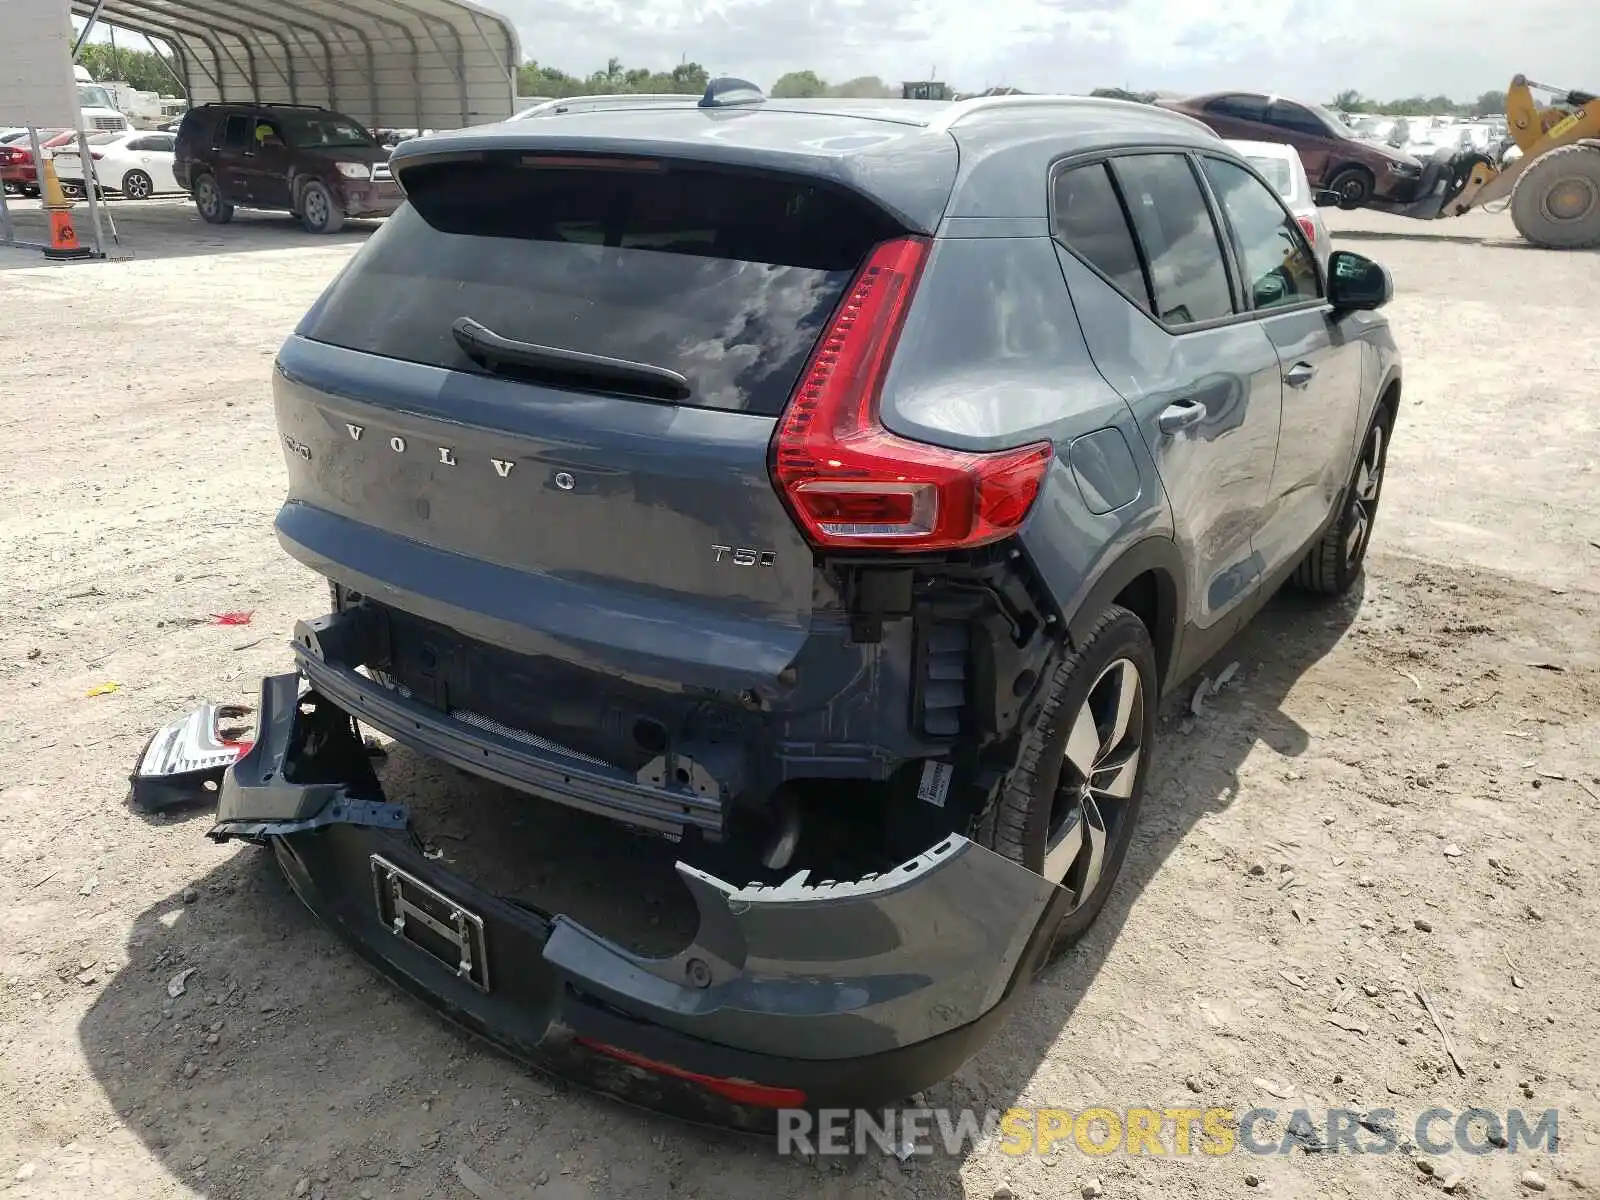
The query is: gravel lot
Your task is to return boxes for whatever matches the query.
[1,199,1598,1200]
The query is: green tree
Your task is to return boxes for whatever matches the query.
[515,58,711,100]
[670,62,710,93]
[771,70,828,98]
[828,75,896,99]
[78,44,182,95]
[1472,89,1507,116]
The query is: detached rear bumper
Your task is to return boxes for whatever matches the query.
[210,672,1067,1123]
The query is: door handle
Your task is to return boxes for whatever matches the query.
[1284,361,1317,388]
[1157,399,1206,435]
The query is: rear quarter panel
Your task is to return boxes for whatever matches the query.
[876,233,1176,648]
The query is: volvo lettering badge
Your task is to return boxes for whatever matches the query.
[336,419,516,478]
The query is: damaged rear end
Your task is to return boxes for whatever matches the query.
[210,106,1073,1118]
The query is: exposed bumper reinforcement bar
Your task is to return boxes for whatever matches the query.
[204,670,1070,1123]
[290,610,726,839]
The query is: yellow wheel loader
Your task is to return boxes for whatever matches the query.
[1379,76,1600,249]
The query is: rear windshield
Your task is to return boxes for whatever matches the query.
[299,154,901,415]
[1245,155,1295,199]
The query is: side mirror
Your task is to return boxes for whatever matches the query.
[1328,250,1392,312]
[1312,189,1343,208]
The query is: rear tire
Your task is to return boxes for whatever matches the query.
[976,605,1157,958]
[193,173,233,224]
[122,169,154,200]
[298,181,344,234]
[1508,143,1600,249]
[1293,404,1393,596]
[1327,165,1375,209]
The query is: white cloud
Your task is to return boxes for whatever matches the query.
[499,0,1598,104]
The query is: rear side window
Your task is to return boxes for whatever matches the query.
[1266,101,1330,139]
[1201,157,1321,310]
[1107,154,1234,325]
[301,155,901,415]
[1205,95,1266,122]
[1051,163,1150,311]
[215,114,251,152]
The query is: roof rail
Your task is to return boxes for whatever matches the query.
[513,93,697,120]
[923,93,1218,138]
[193,101,329,112]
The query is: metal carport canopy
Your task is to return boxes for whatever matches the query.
[71,0,520,131]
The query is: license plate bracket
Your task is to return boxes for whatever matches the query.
[370,854,490,993]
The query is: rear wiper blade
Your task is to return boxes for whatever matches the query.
[451,316,691,402]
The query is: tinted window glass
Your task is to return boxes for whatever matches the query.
[301,157,900,415]
[1051,163,1150,310]
[1267,102,1332,138]
[217,114,251,151]
[147,134,175,152]
[1107,155,1234,325]
[1206,95,1266,122]
[1202,156,1321,310]
[249,119,286,149]
[280,113,374,148]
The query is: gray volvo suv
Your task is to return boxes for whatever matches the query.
[174,81,1399,1122]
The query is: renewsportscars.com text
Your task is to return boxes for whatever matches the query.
[776,1106,1561,1158]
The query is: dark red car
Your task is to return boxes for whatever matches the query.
[0,129,74,197]
[1159,92,1423,207]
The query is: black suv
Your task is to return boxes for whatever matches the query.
[172,102,400,233]
[197,83,1400,1118]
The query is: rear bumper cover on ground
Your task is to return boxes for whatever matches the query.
[204,671,1069,1123]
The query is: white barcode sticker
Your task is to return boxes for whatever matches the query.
[916,760,954,808]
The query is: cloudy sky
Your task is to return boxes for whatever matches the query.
[496,0,1597,103]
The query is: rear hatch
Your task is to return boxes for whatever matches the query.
[277,119,950,689]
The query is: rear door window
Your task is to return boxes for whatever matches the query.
[1050,162,1151,311]
[1106,154,1235,325]
[300,155,901,416]
[1266,101,1331,139]
[1201,156,1322,310]
[1205,95,1267,122]
[216,115,251,152]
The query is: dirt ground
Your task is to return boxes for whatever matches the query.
[1,199,1598,1200]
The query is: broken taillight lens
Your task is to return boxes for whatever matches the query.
[770,236,1053,551]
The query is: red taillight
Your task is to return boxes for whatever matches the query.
[1296,215,1317,245]
[771,236,1053,551]
[576,1038,807,1108]
[90,150,104,160]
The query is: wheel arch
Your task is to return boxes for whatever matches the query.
[1065,537,1186,698]
[1328,161,1376,184]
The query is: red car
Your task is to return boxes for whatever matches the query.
[1158,93,1423,207]
[1,130,76,197]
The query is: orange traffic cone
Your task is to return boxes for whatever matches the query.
[40,157,93,260]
